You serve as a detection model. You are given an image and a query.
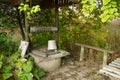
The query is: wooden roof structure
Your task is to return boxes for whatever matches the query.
[0,0,81,49]
[0,0,80,8]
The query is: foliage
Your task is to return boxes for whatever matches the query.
[0,33,45,80]
[100,0,119,22]
[31,33,54,47]
[0,50,45,80]
[18,0,40,19]
[0,4,17,28]
[32,66,45,79]
[81,0,120,22]
[29,9,56,47]
[81,0,97,17]
[106,24,120,50]
[29,9,54,26]
[58,6,108,50]
[0,32,19,55]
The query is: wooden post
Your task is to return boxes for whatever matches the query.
[89,48,93,60]
[103,51,107,67]
[80,46,84,61]
[55,7,59,50]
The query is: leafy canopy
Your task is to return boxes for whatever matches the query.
[18,0,40,19]
[81,0,120,22]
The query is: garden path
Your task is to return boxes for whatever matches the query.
[45,57,111,80]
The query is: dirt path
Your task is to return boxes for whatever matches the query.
[44,58,111,80]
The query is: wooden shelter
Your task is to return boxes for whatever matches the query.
[0,0,81,47]
[0,0,80,8]
[0,0,80,72]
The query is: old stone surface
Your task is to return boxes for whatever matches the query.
[30,47,70,72]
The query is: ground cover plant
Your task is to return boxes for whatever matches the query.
[0,33,45,80]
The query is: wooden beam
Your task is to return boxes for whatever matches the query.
[75,43,114,54]
[30,27,58,33]
[40,2,80,9]
[75,43,115,67]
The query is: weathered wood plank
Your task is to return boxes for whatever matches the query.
[99,69,120,79]
[104,66,120,74]
[103,52,107,67]
[80,46,84,61]
[114,60,120,63]
[75,43,114,54]
[30,27,58,33]
[112,61,120,66]
[116,58,120,61]
[109,63,120,69]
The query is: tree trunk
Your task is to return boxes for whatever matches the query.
[16,8,25,40]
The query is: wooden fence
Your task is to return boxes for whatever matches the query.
[75,43,115,67]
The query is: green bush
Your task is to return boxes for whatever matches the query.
[0,32,19,55]
[0,50,45,80]
[31,32,54,47]
[0,32,45,80]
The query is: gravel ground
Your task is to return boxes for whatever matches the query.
[43,57,112,80]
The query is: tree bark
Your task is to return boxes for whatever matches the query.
[16,8,25,40]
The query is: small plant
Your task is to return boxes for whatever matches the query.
[0,50,45,80]
[0,32,45,80]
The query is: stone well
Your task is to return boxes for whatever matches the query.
[30,47,69,72]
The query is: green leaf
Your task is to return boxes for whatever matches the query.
[12,53,19,62]
[16,59,26,68]
[111,1,117,5]
[33,66,45,78]
[23,61,33,73]
[101,15,110,22]
[103,0,111,5]
[3,73,13,80]
[0,54,4,60]
[25,74,33,80]
[0,61,2,69]
[81,0,88,4]
[26,0,29,2]
[101,6,108,10]
[2,65,13,73]
[24,4,29,11]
